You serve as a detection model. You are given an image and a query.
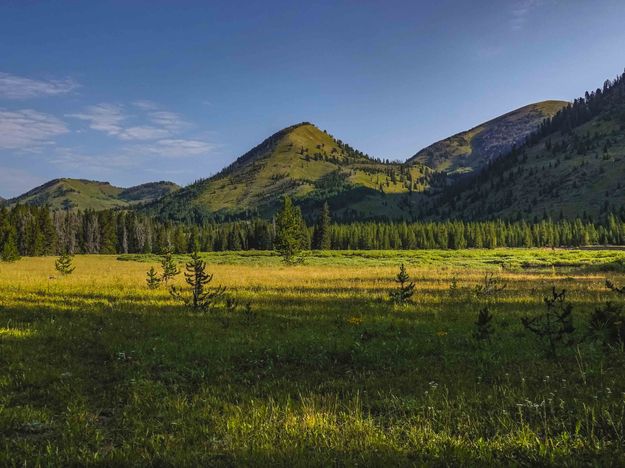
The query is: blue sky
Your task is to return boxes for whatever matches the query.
[1,0,624,197]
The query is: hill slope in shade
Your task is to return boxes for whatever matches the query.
[409,100,568,175]
[145,122,442,221]
[10,179,179,211]
[430,72,625,220]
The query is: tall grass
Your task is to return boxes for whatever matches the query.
[0,250,624,464]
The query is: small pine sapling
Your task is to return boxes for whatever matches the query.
[449,275,459,298]
[474,272,506,299]
[390,264,415,305]
[606,279,625,295]
[474,307,494,341]
[241,302,256,324]
[219,297,239,328]
[587,280,625,346]
[54,252,75,275]
[588,302,624,347]
[160,249,180,285]
[146,267,161,290]
[522,287,575,358]
[169,251,226,312]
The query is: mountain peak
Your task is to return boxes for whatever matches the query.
[144,122,433,221]
[409,100,568,175]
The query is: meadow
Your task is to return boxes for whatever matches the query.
[1,249,625,465]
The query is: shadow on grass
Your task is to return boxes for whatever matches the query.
[1,288,623,465]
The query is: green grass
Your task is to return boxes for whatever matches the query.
[1,250,624,465]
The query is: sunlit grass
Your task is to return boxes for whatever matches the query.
[0,250,624,464]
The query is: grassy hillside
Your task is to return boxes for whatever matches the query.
[146,123,442,221]
[10,179,179,211]
[431,72,625,220]
[409,101,567,175]
[118,181,180,203]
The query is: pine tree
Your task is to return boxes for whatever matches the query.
[160,249,180,285]
[474,307,494,341]
[522,287,575,358]
[55,252,75,275]
[1,228,20,262]
[312,201,332,250]
[274,196,307,263]
[170,251,226,311]
[146,266,161,290]
[390,264,415,304]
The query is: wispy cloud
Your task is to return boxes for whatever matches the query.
[51,136,218,174]
[0,109,69,150]
[52,148,137,172]
[118,126,171,141]
[132,100,190,132]
[148,110,189,132]
[0,72,79,99]
[140,138,217,157]
[68,102,191,141]
[510,0,542,31]
[67,103,126,137]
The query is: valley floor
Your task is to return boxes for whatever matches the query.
[1,250,625,465]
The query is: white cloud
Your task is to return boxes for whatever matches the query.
[51,137,217,174]
[119,126,171,141]
[67,103,126,137]
[148,110,189,132]
[132,100,159,110]
[510,0,542,31]
[61,100,216,170]
[68,102,190,140]
[0,72,79,99]
[148,138,216,157]
[0,109,69,150]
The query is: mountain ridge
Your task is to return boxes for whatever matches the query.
[7,69,625,222]
[9,178,180,211]
[408,100,567,175]
[428,71,625,220]
[142,122,438,222]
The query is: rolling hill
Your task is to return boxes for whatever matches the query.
[429,71,625,220]
[408,100,567,176]
[10,178,180,211]
[144,122,443,222]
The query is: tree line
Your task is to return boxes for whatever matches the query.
[4,203,625,259]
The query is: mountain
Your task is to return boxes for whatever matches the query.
[117,182,180,204]
[144,122,442,221]
[9,69,625,222]
[10,178,179,211]
[408,101,568,176]
[430,71,625,220]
